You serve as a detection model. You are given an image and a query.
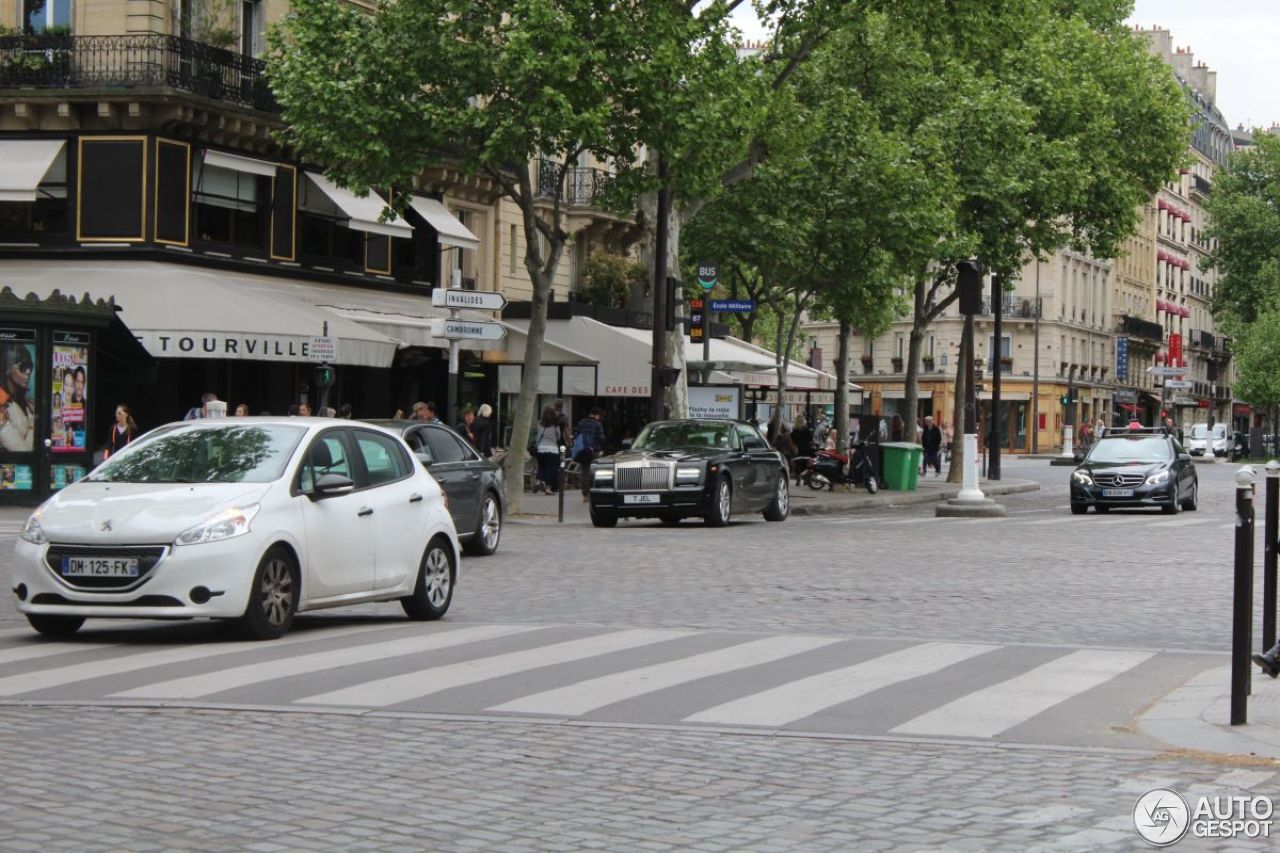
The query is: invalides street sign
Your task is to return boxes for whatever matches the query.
[431,289,508,311]
[430,318,507,341]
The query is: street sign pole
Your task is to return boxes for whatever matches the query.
[698,260,718,368]
[447,269,461,427]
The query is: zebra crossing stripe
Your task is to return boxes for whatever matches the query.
[0,640,124,666]
[0,623,394,696]
[114,624,543,700]
[683,642,998,727]
[889,649,1154,738]
[488,635,841,717]
[299,628,697,707]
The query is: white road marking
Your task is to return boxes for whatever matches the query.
[683,642,997,727]
[1148,517,1216,528]
[1023,517,1080,526]
[889,649,1155,738]
[300,628,697,707]
[488,635,841,717]
[114,624,542,699]
[0,640,123,666]
[0,623,396,696]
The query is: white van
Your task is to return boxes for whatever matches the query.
[1186,423,1229,457]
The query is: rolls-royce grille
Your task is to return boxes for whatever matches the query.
[44,545,168,591]
[1095,473,1145,487]
[616,466,671,491]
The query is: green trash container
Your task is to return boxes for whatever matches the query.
[880,442,922,490]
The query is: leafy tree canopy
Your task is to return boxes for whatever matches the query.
[1206,133,1280,327]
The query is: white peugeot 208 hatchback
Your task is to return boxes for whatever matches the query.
[10,418,460,640]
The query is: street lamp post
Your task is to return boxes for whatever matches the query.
[956,261,986,503]
[1031,260,1041,454]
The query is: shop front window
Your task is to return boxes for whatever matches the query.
[0,146,68,237]
[193,163,267,250]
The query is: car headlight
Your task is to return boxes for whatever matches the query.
[594,467,614,482]
[19,511,46,545]
[1071,471,1093,486]
[1146,470,1170,486]
[175,505,260,546]
[675,466,702,483]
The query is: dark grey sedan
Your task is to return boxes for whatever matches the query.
[366,420,504,555]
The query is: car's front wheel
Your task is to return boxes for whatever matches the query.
[26,613,84,638]
[590,505,618,528]
[237,546,299,640]
[705,477,732,527]
[402,537,454,620]
[1162,487,1181,515]
[763,476,789,521]
[1070,504,1088,515]
[464,492,502,556]
[1181,480,1199,512]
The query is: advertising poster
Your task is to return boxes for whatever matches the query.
[51,331,90,454]
[687,385,742,421]
[51,464,86,491]
[0,328,37,453]
[0,463,33,490]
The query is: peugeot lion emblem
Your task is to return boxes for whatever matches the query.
[100,520,112,532]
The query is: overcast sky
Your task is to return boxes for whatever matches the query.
[729,2,1280,129]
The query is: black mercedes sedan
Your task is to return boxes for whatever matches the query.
[1069,428,1198,515]
[365,420,504,555]
[588,419,789,528]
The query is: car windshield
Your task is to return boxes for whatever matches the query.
[86,424,306,483]
[1189,425,1208,439]
[1086,436,1173,464]
[633,422,733,451]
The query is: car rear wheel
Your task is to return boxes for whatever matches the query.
[464,492,502,556]
[763,476,789,521]
[1181,480,1199,512]
[402,537,454,620]
[705,477,732,527]
[26,614,84,638]
[237,546,299,640]
[1070,504,1088,515]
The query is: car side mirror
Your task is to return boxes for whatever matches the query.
[415,450,433,468]
[312,472,354,500]
[1177,453,1191,462]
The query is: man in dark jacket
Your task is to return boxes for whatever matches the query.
[921,415,943,476]
[574,407,605,501]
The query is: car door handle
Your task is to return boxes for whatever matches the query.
[358,507,374,517]
[409,493,423,503]
[469,473,480,480]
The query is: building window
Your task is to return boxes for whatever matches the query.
[240,0,265,57]
[0,145,68,236]
[193,162,268,250]
[23,0,72,33]
[297,177,364,265]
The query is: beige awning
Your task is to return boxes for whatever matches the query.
[0,139,65,202]
[203,149,277,177]
[303,172,413,239]
[409,195,481,250]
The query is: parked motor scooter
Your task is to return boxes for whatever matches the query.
[803,444,878,494]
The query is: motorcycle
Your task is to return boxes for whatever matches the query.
[803,444,878,494]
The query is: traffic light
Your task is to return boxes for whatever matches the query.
[315,364,335,389]
[1060,393,1071,406]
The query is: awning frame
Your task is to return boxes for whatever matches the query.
[203,149,277,177]
[0,139,66,202]
[303,172,413,239]
[409,195,481,250]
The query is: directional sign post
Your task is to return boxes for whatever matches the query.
[710,300,755,313]
[1164,380,1194,390]
[1147,366,1187,377]
[696,261,718,362]
[434,276,508,424]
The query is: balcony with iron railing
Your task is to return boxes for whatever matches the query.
[974,297,1042,319]
[0,33,277,113]
[534,159,615,208]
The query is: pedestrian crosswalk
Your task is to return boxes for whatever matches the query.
[0,620,1207,746]
[808,512,1232,530]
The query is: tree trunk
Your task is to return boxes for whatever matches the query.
[948,330,968,484]
[664,206,689,418]
[834,317,851,453]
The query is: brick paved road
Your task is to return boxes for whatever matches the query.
[0,457,1274,850]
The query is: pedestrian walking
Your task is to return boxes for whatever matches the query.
[298,401,312,417]
[338,403,353,419]
[920,415,943,475]
[533,406,563,494]
[103,404,137,460]
[553,399,572,446]
[572,407,605,501]
[183,392,218,420]
[455,408,477,447]
[234,403,250,417]
[1254,639,1280,678]
[473,403,494,456]
[890,413,905,442]
[1094,416,1106,439]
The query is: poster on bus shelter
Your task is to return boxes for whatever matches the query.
[0,463,33,490]
[0,328,37,453]
[51,332,89,454]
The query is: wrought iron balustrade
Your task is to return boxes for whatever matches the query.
[534,159,615,207]
[0,33,277,112]
[976,297,1041,318]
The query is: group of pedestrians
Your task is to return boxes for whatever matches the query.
[531,399,605,500]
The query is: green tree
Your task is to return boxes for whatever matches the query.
[1206,134,1280,327]
[269,0,751,513]
[1230,310,1280,431]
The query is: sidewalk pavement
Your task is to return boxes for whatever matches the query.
[507,473,1040,526]
[1141,665,1280,762]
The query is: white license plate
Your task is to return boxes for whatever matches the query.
[1101,489,1134,498]
[623,494,662,505]
[61,557,140,578]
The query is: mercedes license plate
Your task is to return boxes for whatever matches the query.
[61,557,139,578]
[623,494,661,505]
[1101,489,1134,498]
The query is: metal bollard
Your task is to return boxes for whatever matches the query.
[1265,461,1280,653]
[557,445,566,524]
[1232,466,1256,726]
